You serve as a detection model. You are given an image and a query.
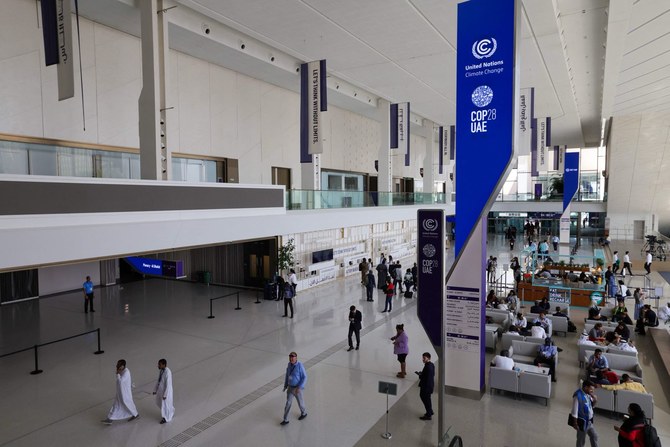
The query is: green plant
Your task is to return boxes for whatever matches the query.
[595,258,604,267]
[277,238,295,274]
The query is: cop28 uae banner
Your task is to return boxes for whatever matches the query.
[449,0,519,393]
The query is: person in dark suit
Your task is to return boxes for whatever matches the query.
[417,352,435,420]
[347,306,362,351]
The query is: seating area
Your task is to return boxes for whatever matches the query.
[489,338,554,405]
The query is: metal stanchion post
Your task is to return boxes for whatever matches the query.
[30,345,43,375]
[235,292,242,310]
[208,299,215,319]
[255,290,261,304]
[94,328,105,355]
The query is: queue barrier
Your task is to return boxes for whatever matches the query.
[0,328,104,375]
[208,292,242,318]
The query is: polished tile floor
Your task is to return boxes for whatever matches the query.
[0,236,668,447]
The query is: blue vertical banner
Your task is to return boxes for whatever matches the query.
[455,0,519,256]
[447,0,519,398]
[438,126,444,174]
[563,151,580,211]
[417,209,444,348]
[300,60,327,163]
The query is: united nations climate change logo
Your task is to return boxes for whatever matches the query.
[471,85,493,108]
[422,243,436,258]
[472,38,497,59]
[422,218,438,232]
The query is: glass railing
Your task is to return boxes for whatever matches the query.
[285,190,447,210]
[495,192,604,202]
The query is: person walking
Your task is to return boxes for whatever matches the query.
[644,250,652,275]
[288,269,298,296]
[622,251,633,277]
[393,261,404,294]
[347,306,362,351]
[612,251,620,275]
[102,359,139,424]
[359,258,368,285]
[391,324,408,378]
[570,380,599,447]
[417,352,435,420]
[365,269,376,301]
[613,403,646,447]
[282,279,295,318]
[280,352,307,425]
[153,358,174,424]
[382,278,394,313]
[552,234,559,251]
[83,275,95,313]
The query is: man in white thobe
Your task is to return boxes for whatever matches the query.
[102,359,139,424]
[153,358,174,424]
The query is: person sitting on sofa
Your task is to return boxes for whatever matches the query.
[610,338,637,353]
[533,312,552,332]
[586,349,609,377]
[578,331,597,346]
[613,321,631,341]
[553,306,577,332]
[592,369,618,385]
[534,338,558,382]
[587,299,604,321]
[588,323,606,344]
[490,350,514,370]
[599,374,647,394]
[530,321,547,339]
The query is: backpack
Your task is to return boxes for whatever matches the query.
[644,423,661,447]
[283,286,294,299]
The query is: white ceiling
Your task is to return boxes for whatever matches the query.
[77,0,670,229]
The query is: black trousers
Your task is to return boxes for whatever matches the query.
[644,262,651,274]
[420,390,433,416]
[85,293,94,312]
[348,325,360,348]
[622,262,633,275]
[534,355,556,381]
[283,298,293,317]
[366,286,374,300]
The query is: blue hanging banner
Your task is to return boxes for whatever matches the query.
[300,60,327,163]
[455,0,519,256]
[438,126,444,174]
[563,151,580,211]
[417,209,445,348]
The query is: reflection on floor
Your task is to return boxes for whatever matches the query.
[0,236,668,447]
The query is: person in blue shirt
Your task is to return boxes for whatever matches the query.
[83,275,95,313]
[534,338,558,382]
[281,352,307,425]
[570,380,599,446]
[586,349,609,377]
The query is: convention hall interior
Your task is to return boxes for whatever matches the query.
[1,0,670,446]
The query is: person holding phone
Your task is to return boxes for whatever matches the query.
[102,359,139,424]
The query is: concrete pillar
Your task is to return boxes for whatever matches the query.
[139,0,170,180]
[377,99,391,205]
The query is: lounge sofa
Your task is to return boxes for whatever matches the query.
[584,350,643,383]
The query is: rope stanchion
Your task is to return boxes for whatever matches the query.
[235,292,242,310]
[207,292,245,318]
[0,328,104,375]
[94,328,104,355]
[30,345,42,375]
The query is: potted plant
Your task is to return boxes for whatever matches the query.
[277,238,295,277]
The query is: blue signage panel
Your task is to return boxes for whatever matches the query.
[417,209,444,347]
[456,0,518,256]
[125,257,184,278]
[563,151,579,211]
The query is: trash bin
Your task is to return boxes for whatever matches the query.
[203,271,211,285]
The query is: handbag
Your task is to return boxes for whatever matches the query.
[567,414,585,430]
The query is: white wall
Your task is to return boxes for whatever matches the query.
[606,113,670,238]
[0,0,428,188]
[38,261,100,296]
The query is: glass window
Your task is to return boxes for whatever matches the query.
[0,146,28,174]
[28,148,58,175]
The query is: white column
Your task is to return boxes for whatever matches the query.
[377,99,392,205]
[422,120,435,194]
[139,0,170,180]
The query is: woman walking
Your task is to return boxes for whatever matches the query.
[391,324,409,378]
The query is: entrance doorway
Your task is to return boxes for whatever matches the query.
[243,239,276,288]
